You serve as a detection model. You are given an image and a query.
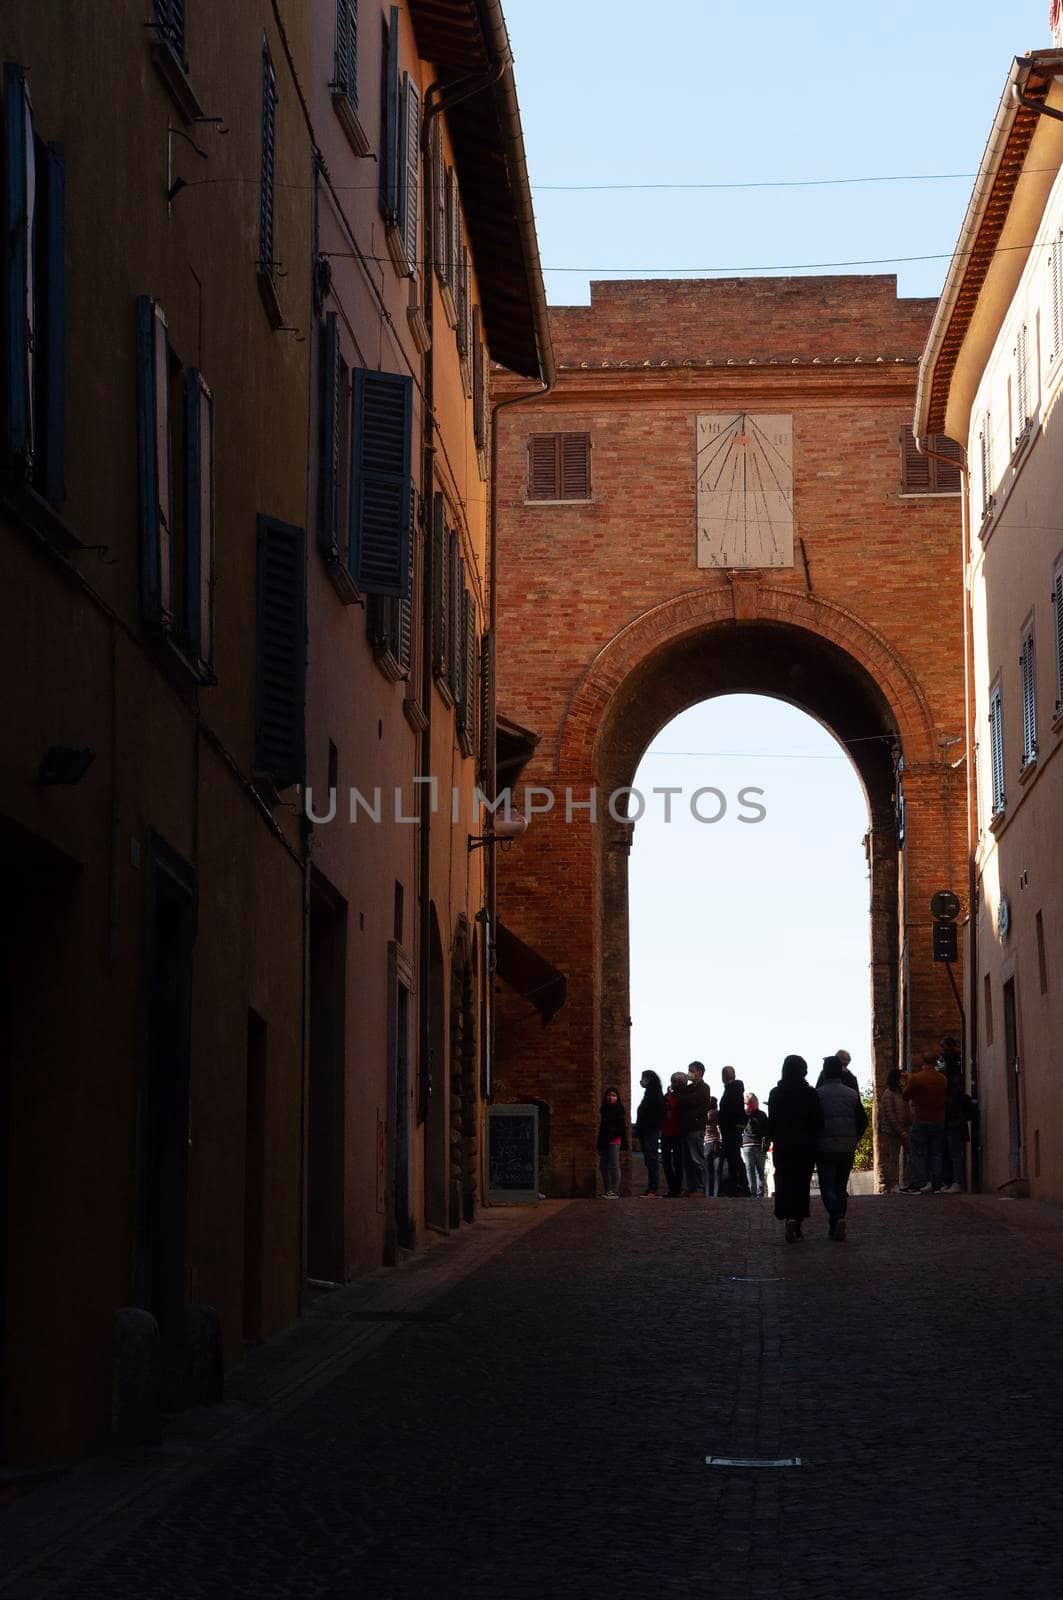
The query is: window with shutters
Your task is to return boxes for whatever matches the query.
[978,414,995,524]
[477,630,493,783]
[1051,235,1063,366]
[472,306,489,478]
[456,239,472,395]
[349,366,412,597]
[430,122,446,283]
[135,297,215,679]
[898,427,962,495]
[331,0,369,156]
[2,64,66,516]
[154,0,187,68]
[379,10,419,278]
[317,313,359,603]
[988,682,1006,820]
[1020,623,1038,769]
[457,588,478,759]
[527,433,592,502]
[255,515,306,792]
[441,168,459,328]
[1054,556,1063,718]
[149,1,203,119]
[257,44,282,329]
[1014,323,1032,448]
[367,487,417,684]
[431,491,449,686]
[447,530,462,694]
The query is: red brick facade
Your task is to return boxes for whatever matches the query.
[493,277,967,1194]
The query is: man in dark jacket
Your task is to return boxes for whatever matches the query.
[816,1049,859,1093]
[678,1061,710,1195]
[815,1056,868,1240]
[718,1065,749,1195]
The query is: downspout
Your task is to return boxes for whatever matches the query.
[917,437,979,1187]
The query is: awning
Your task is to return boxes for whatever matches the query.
[496,713,540,788]
[495,921,566,1024]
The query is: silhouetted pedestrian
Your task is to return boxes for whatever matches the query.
[719,1065,749,1194]
[903,1050,947,1193]
[876,1068,910,1193]
[704,1097,722,1196]
[816,1048,859,1093]
[661,1072,687,1197]
[941,1056,972,1193]
[767,1055,824,1242]
[741,1093,770,1196]
[596,1086,628,1198]
[679,1061,710,1195]
[634,1070,665,1197]
[816,1055,868,1240]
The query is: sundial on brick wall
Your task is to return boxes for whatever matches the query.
[696,412,794,569]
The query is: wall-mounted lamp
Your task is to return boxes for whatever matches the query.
[37,746,95,786]
[468,812,528,852]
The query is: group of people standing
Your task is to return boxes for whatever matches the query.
[875,1036,973,1194]
[597,1049,869,1242]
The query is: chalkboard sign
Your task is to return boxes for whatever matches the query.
[487,1105,540,1204]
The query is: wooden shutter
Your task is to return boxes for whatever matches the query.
[932,434,963,492]
[398,73,419,272]
[1053,239,1063,362]
[395,486,416,673]
[472,306,488,451]
[899,426,930,493]
[4,65,35,465]
[989,688,1005,815]
[335,0,358,104]
[528,435,558,500]
[381,6,400,222]
[478,629,493,781]
[37,137,65,508]
[1053,561,1063,714]
[349,367,412,597]
[431,121,446,279]
[255,516,306,790]
[457,238,470,366]
[1021,631,1037,764]
[459,590,477,754]
[135,296,173,629]
[447,533,462,692]
[155,0,187,65]
[318,314,342,559]
[445,168,459,297]
[560,432,591,499]
[979,416,993,517]
[184,369,214,671]
[431,491,446,673]
[259,46,277,272]
[1015,324,1030,433]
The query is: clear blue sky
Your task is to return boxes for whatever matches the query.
[505,0,1050,306]
[627,697,872,1110]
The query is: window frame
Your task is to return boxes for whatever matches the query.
[257,42,282,329]
[1020,621,1038,770]
[526,432,593,504]
[988,680,1006,822]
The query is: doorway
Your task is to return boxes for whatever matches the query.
[243,1011,267,1343]
[307,872,347,1284]
[385,941,414,1260]
[1003,977,1023,1178]
[424,907,448,1231]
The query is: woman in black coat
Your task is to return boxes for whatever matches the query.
[596,1086,629,1198]
[634,1070,666,1197]
[766,1055,824,1242]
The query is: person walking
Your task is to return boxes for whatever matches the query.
[679,1061,711,1195]
[719,1065,749,1195]
[766,1055,824,1242]
[596,1086,628,1197]
[704,1097,723,1196]
[660,1072,687,1198]
[876,1068,910,1193]
[741,1093,770,1197]
[634,1070,666,1197]
[815,1055,869,1241]
[941,1056,972,1193]
[903,1050,948,1193]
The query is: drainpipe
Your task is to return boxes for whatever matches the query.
[917,437,980,1187]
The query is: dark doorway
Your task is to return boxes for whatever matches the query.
[1003,977,1023,1178]
[243,1011,267,1344]
[424,907,447,1231]
[450,939,478,1228]
[307,872,347,1284]
[135,837,195,1405]
[384,942,414,1262]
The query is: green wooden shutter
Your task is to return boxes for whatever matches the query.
[350,367,412,597]
[431,491,446,673]
[255,515,306,789]
[398,73,419,271]
[135,296,174,629]
[3,65,35,466]
[380,6,400,222]
[184,368,214,672]
[447,533,462,692]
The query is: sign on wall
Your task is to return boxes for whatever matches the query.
[487,1104,540,1205]
[696,412,794,569]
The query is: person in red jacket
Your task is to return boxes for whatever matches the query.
[903,1049,948,1193]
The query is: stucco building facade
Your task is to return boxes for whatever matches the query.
[917,48,1063,1202]
[493,277,968,1194]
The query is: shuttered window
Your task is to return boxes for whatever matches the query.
[478,629,493,782]
[1020,626,1037,767]
[318,313,343,561]
[447,530,462,693]
[456,236,471,376]
[1054,558,1063,717]
[989,684,1006,818]
[445,168,459,304]
[255,516,306,790]
[349,367,412,597]
[334,0,357,106]
[458,588,478,757]
[398,72,419,273]
[259,45,277,275]
[3,65,66,509]
[1015,323,1031,440]
[136,297,174,629]
[367,487,415,674]
[431,491,447,676]
[979,415,994,520]
[380,6,400,224]
[472,305,488,456]
[430,121,446,280]
[184,368,214,672]
[154,0,187,68]
[898,427,961,494]
[1052,237,1063,363]
[527,433,592,501]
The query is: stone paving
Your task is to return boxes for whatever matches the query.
[6,1194,1063,1598]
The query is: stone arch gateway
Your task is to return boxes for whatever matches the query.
[492,277,968,1196]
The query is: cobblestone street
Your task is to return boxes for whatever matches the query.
[6,1195,1063,1599]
